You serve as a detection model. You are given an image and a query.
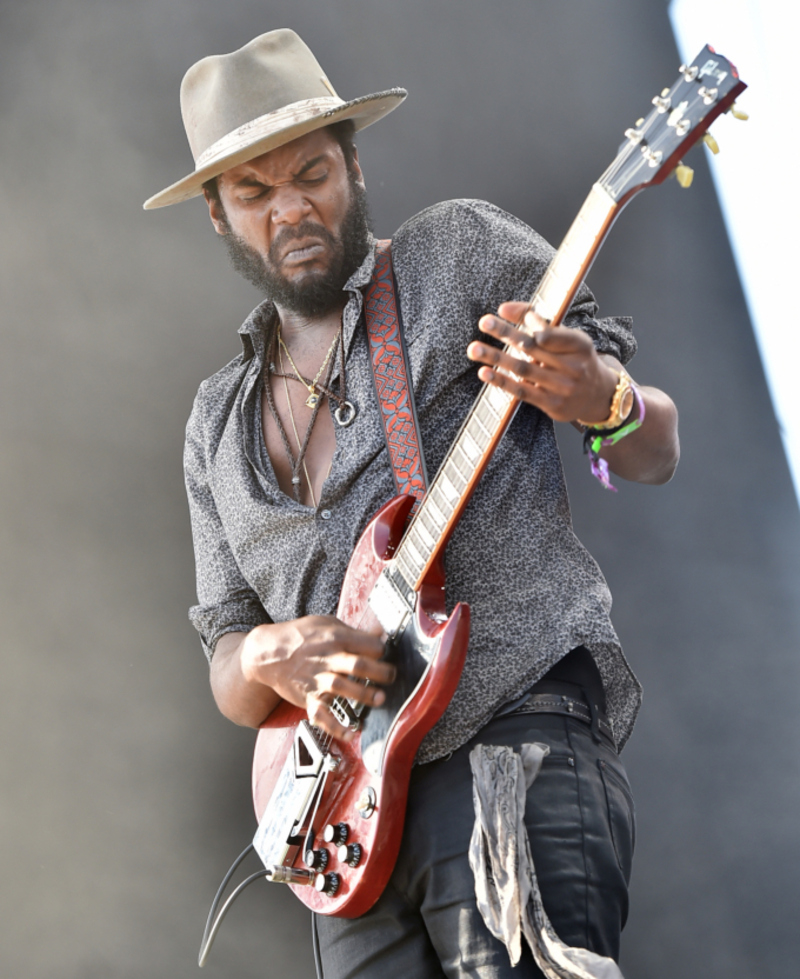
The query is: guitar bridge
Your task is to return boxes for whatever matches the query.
[253,722,331,874]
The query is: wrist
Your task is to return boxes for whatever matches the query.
[577,368,636,430]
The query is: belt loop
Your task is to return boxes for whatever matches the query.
[581,686,603,745]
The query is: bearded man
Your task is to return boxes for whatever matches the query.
[145,28,679,979]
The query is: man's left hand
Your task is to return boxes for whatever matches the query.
[467,301,680,485]
[467,302,618,424]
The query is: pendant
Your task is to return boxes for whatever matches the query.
[334,401,357,428]
[305,390,321,409]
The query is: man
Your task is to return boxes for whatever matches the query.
[145,28,679,979]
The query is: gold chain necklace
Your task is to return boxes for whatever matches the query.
[277,343,319,507]
[278,323,342,409]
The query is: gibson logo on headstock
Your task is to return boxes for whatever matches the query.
[698,59,728,85]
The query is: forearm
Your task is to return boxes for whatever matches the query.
[594,382,679,485]
[209,629,282,728]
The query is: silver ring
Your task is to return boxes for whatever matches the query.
[334,401,357,427]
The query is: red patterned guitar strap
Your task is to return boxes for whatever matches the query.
[364,239,429,508]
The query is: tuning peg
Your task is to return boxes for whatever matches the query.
[729,102,749,121]
[703,133,720,155]
[674,164,694,188]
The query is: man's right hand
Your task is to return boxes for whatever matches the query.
[209,616,395,740]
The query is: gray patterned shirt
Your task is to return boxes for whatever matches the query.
[185,199,642,761]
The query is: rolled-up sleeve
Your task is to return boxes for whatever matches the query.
[184,388,271,662]
[565,309,636,366]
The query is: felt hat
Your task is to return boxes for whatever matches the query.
[143,29,406,209]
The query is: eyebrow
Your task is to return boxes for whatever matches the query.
[295,154,328,176]
[230,154,330,190]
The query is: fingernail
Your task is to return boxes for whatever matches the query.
[373,690,386,706]
[471,343,485,357]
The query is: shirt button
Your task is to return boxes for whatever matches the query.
[320,509,332,520]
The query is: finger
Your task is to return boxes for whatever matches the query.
[478,314,541,357]
[323,621,387,660]
[326,652,397,687]
[495,301,538,326]
[475,365,581,420]
[306,695,357,742]
[469,338,573,394]
[316,669,389,708]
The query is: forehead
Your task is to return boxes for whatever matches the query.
[219,128,343,188]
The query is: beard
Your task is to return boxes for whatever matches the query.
[221,177,372,317]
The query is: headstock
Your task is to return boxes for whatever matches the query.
[601,45,747,204]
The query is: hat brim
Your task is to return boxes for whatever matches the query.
[143,88,406,210]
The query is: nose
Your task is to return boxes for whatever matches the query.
[269,183,311,226]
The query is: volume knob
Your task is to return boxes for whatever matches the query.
[323,822,349,846]
[314,872,340,897]
[303,848,329,871]
[337,843,363,868]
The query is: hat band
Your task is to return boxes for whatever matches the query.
[194,95,345,170]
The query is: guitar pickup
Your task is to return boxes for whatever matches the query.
[368,568,414,638]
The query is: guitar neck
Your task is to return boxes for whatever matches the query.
[391,42,748,592]
[392,182,620,592]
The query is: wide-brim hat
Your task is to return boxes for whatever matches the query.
[143,29,406,210]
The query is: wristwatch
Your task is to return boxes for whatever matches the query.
[577,370,636,430]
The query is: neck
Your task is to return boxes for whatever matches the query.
[274,301,346,344]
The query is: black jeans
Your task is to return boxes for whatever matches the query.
[314,710,635,979]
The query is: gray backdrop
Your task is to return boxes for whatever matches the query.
[2,1,798,977]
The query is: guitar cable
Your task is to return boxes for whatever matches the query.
[198,843,272,967]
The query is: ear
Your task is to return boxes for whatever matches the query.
[350,147,366,191]
[203,186,230,235]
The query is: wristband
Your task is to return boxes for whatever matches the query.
[582,384,645,491]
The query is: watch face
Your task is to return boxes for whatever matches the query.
[620,386,635,422]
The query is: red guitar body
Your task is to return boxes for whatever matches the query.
[251,494,470,917]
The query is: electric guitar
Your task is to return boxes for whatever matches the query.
[250,46,746,917]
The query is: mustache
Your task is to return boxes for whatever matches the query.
[268,221,338,265]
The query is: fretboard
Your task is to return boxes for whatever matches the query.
[392,182,618,592]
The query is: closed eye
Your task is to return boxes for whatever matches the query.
[298,172,328,186]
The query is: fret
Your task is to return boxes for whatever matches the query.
[470,409,491,441]
[442,460,466,494]
[438,471,460,503]
[466,422,489,452]
[430,484,453,520]
[451,445,473,481]
[461,431,482,464]
[414,516,436,547]
[475,396,500,426]
[486,383,512,413]
[394,549,417,584]
[424,493,448,528]
[404,531,427,568]
[419,505,442,539]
